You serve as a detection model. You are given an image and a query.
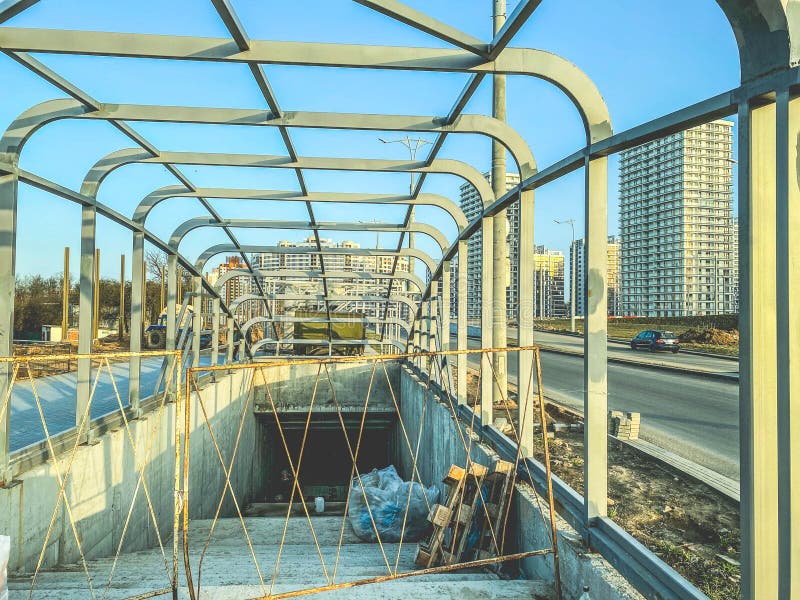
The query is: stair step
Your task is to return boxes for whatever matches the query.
[12,580,554,599]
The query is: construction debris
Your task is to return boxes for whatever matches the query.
[416,459,514,568]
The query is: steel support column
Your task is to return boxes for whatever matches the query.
[129,230,144,414]
[441,260,451,388]
[583,156,608,522]
[517,189,534,457]
[776,90,800,598]
[76,204,96,443]
[226,317,234,364]
[192,275,201,368]
[492,0,508,407]
[212,297,220,368]
[480,216,494,425]
[457,240,468,405]
[166,253,177,396]
[739,100,779,600]
[0,167,17,484]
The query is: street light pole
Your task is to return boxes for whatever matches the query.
[555,218,577,332]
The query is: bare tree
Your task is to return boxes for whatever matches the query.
[145,249,167,282]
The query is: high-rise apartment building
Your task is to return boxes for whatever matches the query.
[571,236,622,317]
[533,245,566,318]
[457,172,520,321]
[619,120,737,317]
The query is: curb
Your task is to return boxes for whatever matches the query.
[535,344,740,382]
[543,398,740,503]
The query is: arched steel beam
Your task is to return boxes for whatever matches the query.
[0,31,611,142]
[169,217,450,253]
[228,293,418,316]
[240,314,411,336]
[134,186,466,232]
[213,268,426,295]
[194,244,435,276]
[82,149,485,225]
[250,337,405,354]
[0,100,535,179]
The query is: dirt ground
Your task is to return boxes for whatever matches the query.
[460,373,740,599]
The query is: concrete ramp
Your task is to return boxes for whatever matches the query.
[9,516,554,599]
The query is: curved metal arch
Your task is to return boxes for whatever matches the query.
[714,0,798,82]
[0,100,535,180]
[195,244,436,276]
[135,186,465,231]
[0,30,612,142]
[240,314,411,336]
[249,337,405,354]
[82,149,487,223]
[169,217,450,253]
[228,293,418,316]
[213,267,426,295]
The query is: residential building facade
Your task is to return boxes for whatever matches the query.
[619,120,737,317]
[571,235,622,317]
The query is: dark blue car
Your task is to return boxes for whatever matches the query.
[630,330,680,353]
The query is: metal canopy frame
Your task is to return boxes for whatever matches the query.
[1,1,799,598]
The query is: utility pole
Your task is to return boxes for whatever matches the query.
[379,136,432,275]
[555,219,577,331]
[492,0,508,403]
[62,247,70,342]
[92,248,100,341]
[119,254,125,339]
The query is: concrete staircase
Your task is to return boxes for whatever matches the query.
[9,516,554,599]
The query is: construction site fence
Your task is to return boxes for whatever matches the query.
[180,346,562,600]
[0,350,183,600]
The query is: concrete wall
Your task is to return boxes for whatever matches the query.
[397,365,644,600]
[253,360,400,412]
[0,369,264,573]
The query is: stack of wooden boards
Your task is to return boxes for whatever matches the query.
[415,459,514,568]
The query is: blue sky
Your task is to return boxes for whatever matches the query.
[1,0,740,284]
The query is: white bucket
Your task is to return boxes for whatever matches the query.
[314,497,325,513]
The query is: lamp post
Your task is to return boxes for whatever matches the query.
[555,218,577,332]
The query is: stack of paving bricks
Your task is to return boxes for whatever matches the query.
[608,410,641,440]
[416,462,489,568]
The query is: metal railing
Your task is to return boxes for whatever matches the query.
[182,346,562,600]
[0,350,183,600]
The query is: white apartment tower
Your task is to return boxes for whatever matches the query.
[619,120,737,317]
[571,236,622,317]
[457,172,520,321]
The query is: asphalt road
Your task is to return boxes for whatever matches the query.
[465,338,740,480]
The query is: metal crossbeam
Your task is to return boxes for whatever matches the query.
[354,0,488,56]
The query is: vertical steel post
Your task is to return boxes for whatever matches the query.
[192,276,201,367]
[480,216,494,425]
[212,297,220,367]
[166,254,177,396]
[76,205,96,442]
[118,254,125,339]
[583,156,608,522]
[226,317,234,364]
[776,91,800,599]
[517,190,535,457]
[62,246,69,340]
[160,265,165,313]
[492,0,508,406]
[739,100,779,600]
[92,248,100,341]
[457,241,468,405]
[0,168,18,484]
[130,232,144,414]
[441,261,451,384]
